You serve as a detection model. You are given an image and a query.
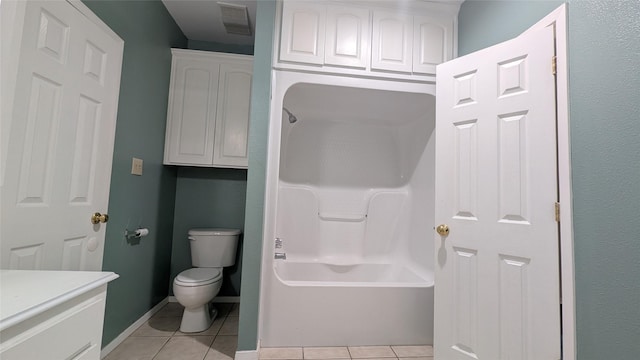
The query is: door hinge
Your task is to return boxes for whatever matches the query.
[554,202,561,222]
[552,55,557,75]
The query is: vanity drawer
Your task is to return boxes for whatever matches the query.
[0,288,106,360]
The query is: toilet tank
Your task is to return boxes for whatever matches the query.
[188,228,241,267]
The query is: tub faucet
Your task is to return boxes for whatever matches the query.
[274,252,287,260]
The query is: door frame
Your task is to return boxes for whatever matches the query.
[524,5,575,360]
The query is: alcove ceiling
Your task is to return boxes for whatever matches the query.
[161,0,257,45]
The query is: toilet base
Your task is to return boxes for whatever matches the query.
[179,302,218,333]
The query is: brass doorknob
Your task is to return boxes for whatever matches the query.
[91,212,109,224]
[436,224,449,236]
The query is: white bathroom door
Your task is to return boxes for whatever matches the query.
[433,25,560,359]
[1,0,123,271]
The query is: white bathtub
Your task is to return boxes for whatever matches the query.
[260,72,437,347]
[261,261,434,346]
[274,261,433,287]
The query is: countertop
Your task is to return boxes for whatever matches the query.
[0,270,118,331]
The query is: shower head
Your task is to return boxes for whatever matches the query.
[282,107,298,124]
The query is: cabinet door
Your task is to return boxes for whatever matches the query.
[164,56,219,165]
[325,5,370,69]
[413,15,453,75]
[213,61,253,168]
[371,10,412,73]
[279,2,326,65]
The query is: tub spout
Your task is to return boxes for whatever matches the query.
[274,252,287,260]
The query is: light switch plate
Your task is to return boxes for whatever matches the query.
[131,157,143,176]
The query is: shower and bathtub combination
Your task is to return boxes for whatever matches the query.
[259,71,438,346]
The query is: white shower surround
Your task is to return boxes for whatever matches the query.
[259,71,438,346]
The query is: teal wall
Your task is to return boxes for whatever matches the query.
[188,39,254,55]
[457,1,640,359]
[170,168,247,297]
[458,0,563,56]
[237,0,276,351]
[567,1,640,358]
[81,0,186,347]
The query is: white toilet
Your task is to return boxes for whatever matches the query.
[173,228,240,333]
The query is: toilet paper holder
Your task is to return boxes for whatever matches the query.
[125,227,149,239]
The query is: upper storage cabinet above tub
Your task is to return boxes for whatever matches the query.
[276,0,460,80]
[164,49,253,168]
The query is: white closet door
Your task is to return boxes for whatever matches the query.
[434,25,560,359]
[1,0,123,271]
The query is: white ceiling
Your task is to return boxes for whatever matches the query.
[162,0,257,46]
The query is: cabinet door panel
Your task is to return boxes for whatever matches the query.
[280,2,326,64]
[164,57,218,165]
[325,5,370,69]
[213,62,253,168]
[413,15,453,75]
[371,10,412,73]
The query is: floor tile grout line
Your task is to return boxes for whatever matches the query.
[150,336,171,360]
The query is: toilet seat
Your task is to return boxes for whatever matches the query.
[175,268,222,287]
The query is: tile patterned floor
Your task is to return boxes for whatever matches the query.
[104,302,239,360]
[259,345,434,360]
[105,302,433,360]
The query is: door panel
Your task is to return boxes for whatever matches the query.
[279,1,326,64]
[325,4,370,69]
[435,25,559,359]
[1,0,123,271]
[213,61,253,168]
[164,56,219,165]
[371,10,412,73]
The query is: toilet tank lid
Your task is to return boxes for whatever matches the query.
[188,228,241,236]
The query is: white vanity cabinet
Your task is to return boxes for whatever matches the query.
[0,271,118,360]
[276,1,458,80]
[164,49,253,168]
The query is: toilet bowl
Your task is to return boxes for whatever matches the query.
[172,228,240,333]
[173,268,223,332]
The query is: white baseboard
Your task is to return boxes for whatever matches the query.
[168,295,240,303]
[235,339,260,360]
[235,349,259,360]
[100,297,169,359]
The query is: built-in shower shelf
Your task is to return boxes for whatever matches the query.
[318,212,367,222]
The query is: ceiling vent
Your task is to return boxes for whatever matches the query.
[218,2,251,36]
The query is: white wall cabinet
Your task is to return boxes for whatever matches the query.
[276,1,458,80]
[413,15,454,75]
[279,2,326,64]
[164,49,253,168]
[371,10,413,73]
[325,5,370,69]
